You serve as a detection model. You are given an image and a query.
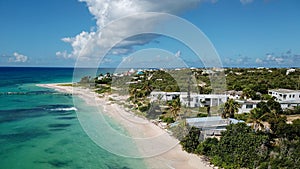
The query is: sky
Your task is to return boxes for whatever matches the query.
[0,0,299,68]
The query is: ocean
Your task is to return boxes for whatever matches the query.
[0,67,146,169]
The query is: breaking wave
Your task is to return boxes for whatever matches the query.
[49,107,77,111]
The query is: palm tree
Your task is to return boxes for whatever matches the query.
[222,99,239,118]
[247,108,265,131]
[168,97,181,119]
[142,80,152,97]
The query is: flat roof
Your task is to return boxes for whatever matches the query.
[279,100,300,104]
[269,89,300,93]
[186,116,244,127]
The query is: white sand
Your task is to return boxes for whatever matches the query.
[38,83,212,169]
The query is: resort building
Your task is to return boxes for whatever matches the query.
[279,100,300,109]
[268,89,300,101]
[149,91,227,107]
[186,116,244,139]
[180,93,227,107]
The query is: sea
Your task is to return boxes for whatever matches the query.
[0,67,147,169]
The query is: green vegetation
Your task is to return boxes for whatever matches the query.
[222,99,240,118]
[180,96,300,169]
[226,68,300,99]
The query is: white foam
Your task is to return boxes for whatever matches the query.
[50,107,77,111]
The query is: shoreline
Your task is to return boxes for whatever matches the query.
[38,83,212,169]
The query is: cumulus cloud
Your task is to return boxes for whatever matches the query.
[255,50,300,66]
[240,0,254,5]
[9,52,28,63]
[56,0,217,62]
[255,58,263,64]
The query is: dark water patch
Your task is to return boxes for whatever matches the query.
[56,116,76,120]
[107,166,131,169]
[48,124,71,128]
[48,159,72,168]
[56,138,72,146]
[49,112,74,116]
[35,159,73,168]
[44,147,56,154]
[0,129,49,143]
[0,142,26,155]
[0,108,48,123]
[0,90,57,96]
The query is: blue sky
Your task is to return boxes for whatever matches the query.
[0,0,299,68]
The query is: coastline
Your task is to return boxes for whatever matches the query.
[38,83,212,169]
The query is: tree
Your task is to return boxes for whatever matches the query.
[180,127,201,153]
[222,99,239,118]
[242,87,256,99]
[168,97,181,119]
[196,137,218,156]
[267,98,283,114]
[142,80,153,97]
[213,123,269,168]
[247,108,265,131]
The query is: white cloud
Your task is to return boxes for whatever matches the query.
[9,52,28,63]
[265,54,284,64]
[56,0,215,62]
[240,0,254,5]
[255,58,263,64]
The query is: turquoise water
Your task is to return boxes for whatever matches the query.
[0,67,146,169]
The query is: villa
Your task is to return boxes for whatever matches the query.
[269,89,300,101]
[186,116,244,139]
[149,91,227,107]
[236,100,260,114]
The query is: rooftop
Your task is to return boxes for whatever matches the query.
[269,89,300,93]
[186,116,244,128]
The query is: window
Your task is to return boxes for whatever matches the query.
[246,104,253,109]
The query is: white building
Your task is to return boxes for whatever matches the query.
[149,91,227,107]
[186,116,244,138]
[286,68,296,75]
[149,91,181,102]
[180,93,227,107]
[279,100,300,109]
[236,100,260,114]
[268,89,300,101]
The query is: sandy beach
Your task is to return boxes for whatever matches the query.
[38,83,212,169]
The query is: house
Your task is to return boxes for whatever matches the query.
[279,100,300,109]
[180,93,227,107]
[186,116,244,138]
[286,68,296,75]
[236,100,260,114]
[268,89,300,102]
[149,91,181,102]
[149,91,227,107]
